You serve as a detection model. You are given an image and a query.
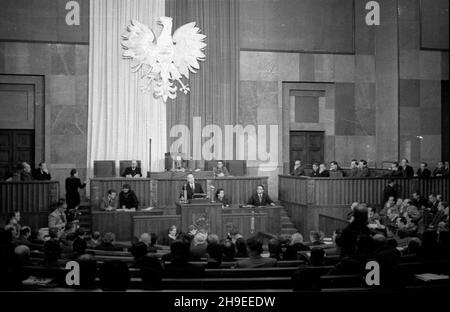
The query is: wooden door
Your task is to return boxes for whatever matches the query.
[0,130,34,179]
[289,131,324,169]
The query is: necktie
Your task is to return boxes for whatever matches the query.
[259,194,262,203]
[191,183,194,190]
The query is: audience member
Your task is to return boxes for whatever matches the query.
[382,179,399,204]
[164,239,205,277]
[433,161,446,177]
[96,232,122,251]
[416,162,431,178]
[236,237,277,268]
[268,238,282,260]
[400,158,414,177]
[235,237,248,258]
[387,162,403,177]
[158,225,178,246]
[318,163,330,177]
[356,160,370,177]
[310,163,320,177]
[283,232,309,260]
[48,199,67,237]
[206,243,223,268]
[329,161,343,177]
[33,162,51,180]
[348,159,359,177]
[222,240,237,262]
[247,184,275,206]
[190,231,208,260]
[99,260,130,291]
[290,160,305,176]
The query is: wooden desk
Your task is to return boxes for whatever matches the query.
[278,175,450,237]
[177,201,224,235]
[91,210,163,241]
[0,181,59,229]
[223,205,282,235]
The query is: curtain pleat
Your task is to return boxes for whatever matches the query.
[165,0,239,161]
[87,0,166,177]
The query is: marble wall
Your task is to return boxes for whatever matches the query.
[0,42,88,195]
[239,0,449,198]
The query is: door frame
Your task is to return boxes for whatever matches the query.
[0,74,47,165]
[282,82,334,174]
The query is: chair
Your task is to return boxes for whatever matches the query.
[93,160,116,178]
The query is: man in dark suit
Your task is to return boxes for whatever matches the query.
[247,185,275,206]
[317,163,330,177]
[416,162,431,178]
[290,160,305,176]
[356,160,370,177]
[180,173,204,200]
[400,158,414,177]
[122,160,142,178]
[382,179,399,204]
[386,162,403,177]
[236,237,277,268]
[348,159,359,177]
[33,162,51,180]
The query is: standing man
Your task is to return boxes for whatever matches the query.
[122,160,142,178]
[33,162,51,180]
[180,174,204,201]
[400,158,414,177]
[290,160,305,176]
[247,185,275,207]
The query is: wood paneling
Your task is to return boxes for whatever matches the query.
[223,206,282,235]
[279,175,450,237]
[0,181,59,228]
[91,210,164,241]
[178,202,223,236]
[222,212,267,239]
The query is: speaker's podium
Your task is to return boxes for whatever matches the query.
[176,197,223,235]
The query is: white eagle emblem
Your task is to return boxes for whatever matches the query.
[121,16,207,102]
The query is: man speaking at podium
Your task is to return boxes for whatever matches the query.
[180,173,204,201]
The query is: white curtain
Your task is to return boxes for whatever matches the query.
[87,0,166,178]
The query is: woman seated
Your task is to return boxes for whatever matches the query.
[119,184,139,210]
[215,188,231,207]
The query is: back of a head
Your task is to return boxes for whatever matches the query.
[268,238,281,255]
[352,204,369,227]
[309,248,325,266]
[44,240,62,262]
[92,231,101,240]
[193,231,207,246]
[290,232,304,245]
[235,238,247,253]
[407,238,421,254]
[310,230,323,243]
[102,232,115,244]
[99,260,130,291]
[206,243,223,261]
[139,233,151,245]
[170,239,190,262]
[140,255,163,290]
[77,254,97,289]
[73,237,87,254]
[246,237,263,255]
[222,240,236,259]
[14,245,30,262]
[130,242,148,260]
[207,234,219,245]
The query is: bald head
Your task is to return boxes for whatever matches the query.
[139,233,151,246]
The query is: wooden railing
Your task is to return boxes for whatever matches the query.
[0,181,60,229]
[278,175,450,237]
[0,181,59,214]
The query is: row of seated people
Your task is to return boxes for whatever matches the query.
[3,162,52,181]
[1,210,448,291]
[100,175,275,210]
[290,159,450,178]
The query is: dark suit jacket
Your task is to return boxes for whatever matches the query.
[348,168,359,177]
[247,193,274,206]
[310,169,320,177]
[416,168,431,178]
[122,167,142,177]
[401,165,414,177]
[290,166,305,176]
[356,167,371,177]
[318,170,330,177]
[216,195,231,206]
[119,190,139,208]
[180,182,204,200]
[383,185,399,204]
[33,169,51,180]
[65,177,86,209]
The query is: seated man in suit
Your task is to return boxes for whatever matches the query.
[101,189,119,211]
[48,199,67,237]
[122,160,142,178]
[164,239,205,277]
[19,162,33,181]
[348,159,359,177]
[433,161,446,177]
[310,163,320,177]
[290,160,305,176]
[213,160,230,177]
[236,236,277,268]
[119,184,139,209]
[247,184,275,206]
[329,161,343,177]
[356,160,371,177]
[387,162,403,177]
[180,173,204,201]
[33,162,51,180]
[317,163,330,177]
